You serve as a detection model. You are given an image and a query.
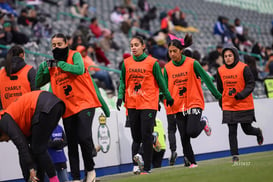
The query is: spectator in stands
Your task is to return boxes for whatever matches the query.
[35,33,110,182]
[234,18,252,47]
[70,34,87,50]
[182,47,193,57]
[251,42,264,60]
[98,30,119,52]
[171,8,198,33]
[70,0,88,18]
[92,43,111,66]
[234,18,244,41]
[0,22,13,45]
[139,7,157,31]
[264,53,273,73]
[216,46,264,163]
[28,8,38,28]
[130,19,150,39]
[150,32,168,61]
[0,45,37,110]
[17,9,30,26]
[160,11,174,34]
[110,6,125,24]
[138,0,150,12]
[123,0,137,16]
[89,17,110,38]
[231,36,240,51]
[0,90,65,182]
[244,55,260,81]
[172,10,188,27]
[116,35,174,174]
[0,0,17,16]
[46,125,69,182]
[206,45,223,72]
[263,61,273,98]
[213,16,230,43]
[192,50,201,62]
[5,14,29,44]
[163,34,221,168]
[75,18,92,40]
[120,14,131,34]
[76,45,115,92]
[264,46,272,61]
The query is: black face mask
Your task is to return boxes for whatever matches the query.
[52,47,69,61]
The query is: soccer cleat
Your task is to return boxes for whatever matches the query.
[140,170,151,175]
[189,164,198,168]
[201,116,211,136]
[232,155,239,163]
[133,165,141,175]
[257,128,264,145]
[133,154,144,172]
[169,151,177,166]
[184,156,191,167]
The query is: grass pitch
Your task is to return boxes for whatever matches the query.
[100,151,273,182]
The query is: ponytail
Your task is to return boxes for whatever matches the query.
[5,45,24,77]
[183,34,193,48]
[168,33,193,50]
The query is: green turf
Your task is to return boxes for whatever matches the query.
[100,151,273,182]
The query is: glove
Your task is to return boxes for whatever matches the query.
[116,98,122,111]
[166,98,174,107]
[234,93,243,100]
[46,59,56,67]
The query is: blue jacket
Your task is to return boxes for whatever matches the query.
[48,125,67,163]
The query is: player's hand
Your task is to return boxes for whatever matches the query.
[166,98,174,107]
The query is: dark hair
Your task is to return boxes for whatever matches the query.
[244,55,259,80]
[51,33,67,43]
[244,55,257,67]
[91,17,97,23]
[200,61,208,67]
[5,45,24,77]
[66,35,71,40]
[192,50,201,61]
[168,34,193,50]
[234,18,240,24]
[183,49,192,57]
[131,35,145,45]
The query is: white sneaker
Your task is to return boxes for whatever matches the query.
[133,153,144,172]
[133,165,140,175]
